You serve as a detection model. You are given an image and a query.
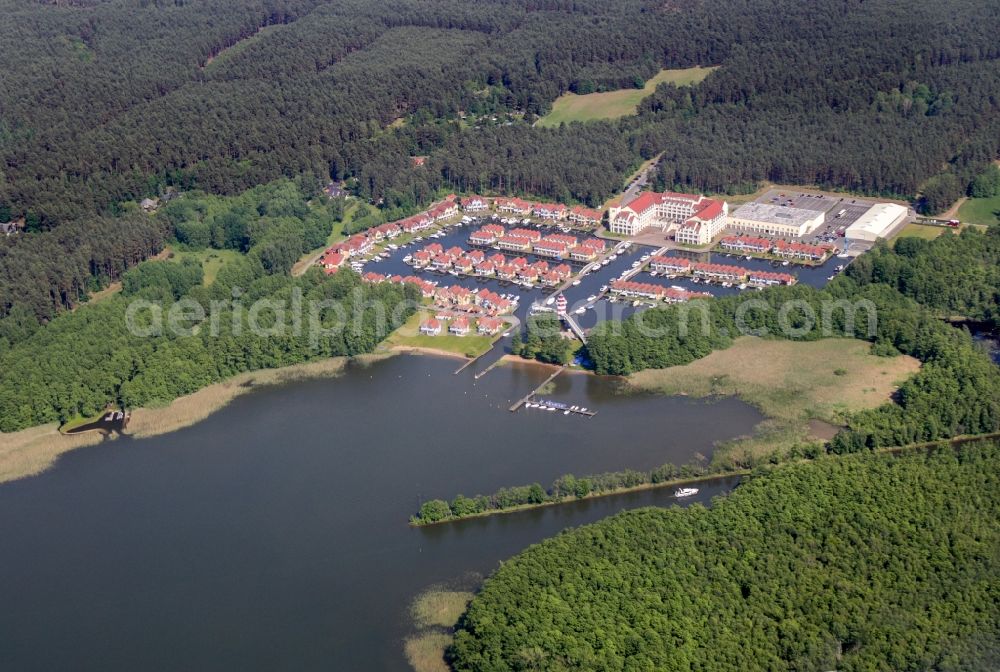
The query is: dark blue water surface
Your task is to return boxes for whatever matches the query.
[0,355,762,671]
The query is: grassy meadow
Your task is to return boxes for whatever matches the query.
[169,247,242,285]
[629,337,921,463]
[537,66,717,127]
[383,312,500,359]
[957,195,1000,226]
[893,221,949,242]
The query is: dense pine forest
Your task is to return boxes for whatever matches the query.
[1,0,998,224]
[450,443,1000,670]
[2,0,999,331]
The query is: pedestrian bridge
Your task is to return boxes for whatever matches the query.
[561,312,587,344]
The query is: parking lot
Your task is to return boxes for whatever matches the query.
[756,189,877,245]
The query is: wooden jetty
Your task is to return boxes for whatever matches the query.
[474,358,504,379]
[510,366,564,411]
[526,399,597,417]
[507,366,596,417]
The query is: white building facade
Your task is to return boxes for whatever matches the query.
[608,191,728,242]
[727,203,825,238]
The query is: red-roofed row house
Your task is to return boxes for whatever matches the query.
[719,235,772,254]
[419,315,506,337]
[460,196,491,213]
[692,263,747,283]
[495,197,533,215]
[533,202,568,221]
[609,280,711,303]
[320,251,345,275]
[748,270,797,287]
[433,285,513,315]
[773,240,834,261]
[569,206,603,227]
[649,256,692,274]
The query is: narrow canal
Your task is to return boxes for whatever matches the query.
[0,354,763,671]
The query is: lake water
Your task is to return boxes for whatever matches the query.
[0,354,762,671]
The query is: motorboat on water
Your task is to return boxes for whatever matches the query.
[575,307,586,314]
[545,296,555,305]
[572,279,582,286]
[674,487,699,498]
[587,295,597,302]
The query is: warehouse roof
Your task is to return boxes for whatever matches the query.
[845,203,907,239]
[730,202,824,226]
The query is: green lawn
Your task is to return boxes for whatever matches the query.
[169,248,241,285]
[58,412,105,433]
[537,66,718,127]
[957,195,1000,226]
[892,222,948,243]
[384,312,499,358]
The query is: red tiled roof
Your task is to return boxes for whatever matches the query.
[721,235,771,248]
[693,262,747,275]
[651,255,691,267]
[623,191,661,215]
[544,234,578,246]
[508,228,542,241]
[749,270,796,283]
[533,240,569,253]
[501,235,532,247]
[321,251,344,267]
[690,199,724,221]
[570,205,603,220]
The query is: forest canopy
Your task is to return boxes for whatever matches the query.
[450,443,1000,671]
[0,0,997,227]
[0,182,416,431]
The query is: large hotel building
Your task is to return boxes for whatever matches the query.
[607,191,728,245]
